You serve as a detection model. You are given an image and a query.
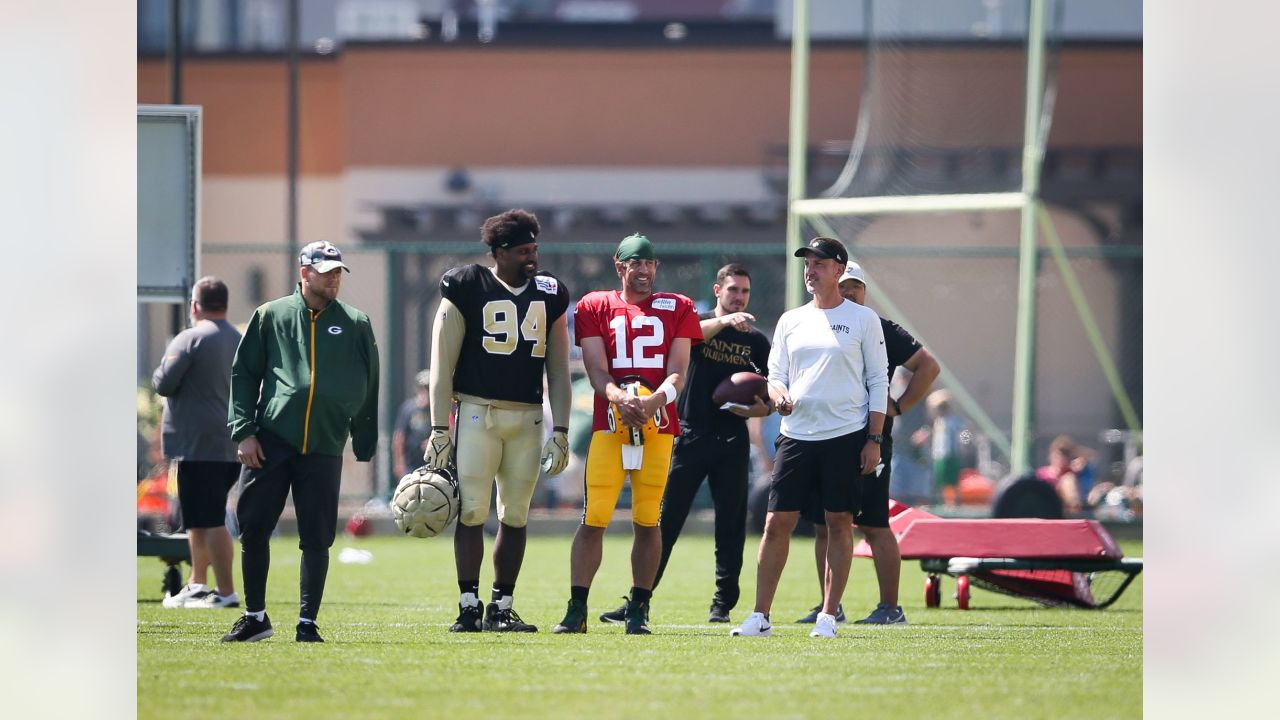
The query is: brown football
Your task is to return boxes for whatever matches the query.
[711,371,769,407]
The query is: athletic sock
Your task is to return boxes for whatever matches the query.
[492,582,515,604]
[459,580,480,605]
[247,610,265,621]
[630,587,652,604]
[570,585,589,604]
[298,617,315,625]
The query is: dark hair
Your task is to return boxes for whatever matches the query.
[716,263,751,285]
[192,276,228,312]
[481,209,541,256]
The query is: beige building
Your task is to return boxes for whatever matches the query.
[138,35,1141,488]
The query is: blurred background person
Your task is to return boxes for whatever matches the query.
[1087,454,1143,520]
[1036,434,1096,514]
[391,369,433,497]
[151,276,242,609]
[912,389,966,507]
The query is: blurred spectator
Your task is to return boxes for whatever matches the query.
[555,372,596,509]
[1088,454,1142,520]
[911,389,966,506]
[391,369,433,496]
[886,368,932,507]
[1035,435,1096,514]
[746,406,783,533]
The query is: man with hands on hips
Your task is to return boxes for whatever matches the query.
[731,236,887,640]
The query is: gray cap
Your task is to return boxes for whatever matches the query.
[299,241,350,273]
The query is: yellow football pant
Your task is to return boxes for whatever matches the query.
[583,430,675,528]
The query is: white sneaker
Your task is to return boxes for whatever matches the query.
[809,612,838,638]
[730,612,772,637]
[162,583,210,608]
[185,591,241,609]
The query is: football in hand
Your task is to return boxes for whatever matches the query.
[711,371,769,407]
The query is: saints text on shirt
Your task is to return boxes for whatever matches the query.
[700,337,756,368]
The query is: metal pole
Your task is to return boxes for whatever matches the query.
[168,0,183,104]
[1010,0,1047,474]
[1038,207,1142,435]
[383,248,401,500]
[168,0,185,336]
[286,0,300,293]
[784,0,811,310]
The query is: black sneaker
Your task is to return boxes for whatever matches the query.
[708,602,731,623]
[483,603,538,632]
[598,600,627,624]
[795,603,845,624]
[221,613,273,642]
[624,597,651,635]
[552,599,588,634]
[295,621,325,642]
[853,602,908,625]
[450,601,484,632]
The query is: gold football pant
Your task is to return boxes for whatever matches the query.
[454,399,544,528]
[583,430,675,528]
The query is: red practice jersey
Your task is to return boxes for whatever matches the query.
[574,290,703,435]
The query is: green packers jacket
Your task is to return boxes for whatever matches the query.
[228,285,380,460]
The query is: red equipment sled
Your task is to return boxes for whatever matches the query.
[854,501,1142,610]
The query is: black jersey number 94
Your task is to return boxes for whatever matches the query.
[481,300,547,358]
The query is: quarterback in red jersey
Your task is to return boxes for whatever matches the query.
[552,233,702,635]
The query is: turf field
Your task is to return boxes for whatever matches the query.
[137,532,1142,719]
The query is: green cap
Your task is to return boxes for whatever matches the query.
[615,233,656,262]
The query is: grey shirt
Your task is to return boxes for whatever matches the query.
[152,318,242,462]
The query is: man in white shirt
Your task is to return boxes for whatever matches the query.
[730,237,888,639]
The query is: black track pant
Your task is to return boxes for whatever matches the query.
[653,426,750,610]
[236,430,342,621]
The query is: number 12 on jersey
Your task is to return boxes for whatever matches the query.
[610,314,665,369]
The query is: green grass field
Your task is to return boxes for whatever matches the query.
[138,532,1141,719]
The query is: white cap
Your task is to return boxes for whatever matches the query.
[840,261,866,285]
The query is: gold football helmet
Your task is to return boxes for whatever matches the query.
[606,378,668,446]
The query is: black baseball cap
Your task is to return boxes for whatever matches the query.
[794,237,848,265]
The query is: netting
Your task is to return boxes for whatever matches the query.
[969,562,1143,609]
[815,0,1063,203]
[921,556,1143,609]
[793,1,1140,482]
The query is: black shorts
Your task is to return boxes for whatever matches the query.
[176,460,239,528]
[804,438,893,527]
[769,428,868,517]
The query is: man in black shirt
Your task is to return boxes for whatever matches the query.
[797,261,940,626]
[599,263,772,625]
[390,369,432,498]
[426,209,573,633]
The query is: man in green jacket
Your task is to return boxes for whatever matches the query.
[221,241,379,643]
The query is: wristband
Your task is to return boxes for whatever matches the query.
[657,381,677,404]
[553,426,568,433]
[431,425,449,432]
